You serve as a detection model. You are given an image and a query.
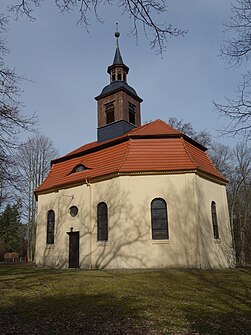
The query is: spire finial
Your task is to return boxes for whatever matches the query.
[115,23,120,47]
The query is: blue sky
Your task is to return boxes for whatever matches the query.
[3,0,244,155]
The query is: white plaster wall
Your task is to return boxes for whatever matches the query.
[35,184,91,268]
[35,173,234,269]
[90,174,199,269]
[195,176,235,268]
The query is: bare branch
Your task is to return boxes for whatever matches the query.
[168,116,212,147]
[221,0,251,66]
[8,0,41,21]
[120,0,186,54]
[7,0,186,54]
[0,11,37,205]
[214,72,251,140]
[14,134,58,260]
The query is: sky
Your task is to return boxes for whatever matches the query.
[3,0,245,156]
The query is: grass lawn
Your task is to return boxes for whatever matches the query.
[0,264,250,334]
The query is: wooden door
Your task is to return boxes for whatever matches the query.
[68,232,79,268]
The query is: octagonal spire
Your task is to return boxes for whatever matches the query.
[107,24,129,81]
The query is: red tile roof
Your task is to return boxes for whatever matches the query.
[128,119,181,136]
[35,120,226,195]
[56,120,183,161]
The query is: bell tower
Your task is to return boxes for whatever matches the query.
[95,26,143,142]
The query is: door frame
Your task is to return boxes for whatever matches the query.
[67,231,80,268]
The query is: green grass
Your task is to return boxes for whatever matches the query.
[0,264,250,334]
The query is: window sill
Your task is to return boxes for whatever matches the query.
[96,241,109,246]
[152,240,171,245]
[45,244,55,249]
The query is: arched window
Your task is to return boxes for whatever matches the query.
[97,202,108,241]
[151,198,169,240]
[129,102,136,125]
[47,210,55,244]
[211,201,219,239]
[117,71,122,80]
[105,102,115,124]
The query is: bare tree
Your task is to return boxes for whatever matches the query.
[6,0,186,54]
[203,140,251,266]
[168,117,212,147]
[215,72,251,140]
[16,134,58,261]
[0,14,35,206]
[227,142,251,265]
[221,0,251,66]
[215,0,251,139]
[168,117,251,265]
[208,142,233,177]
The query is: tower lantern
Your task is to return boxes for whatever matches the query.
[95,27,143,142]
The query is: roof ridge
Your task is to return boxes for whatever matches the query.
[127,119,183,137]
[204,150,226,180]
[56,120,183,164]
[181,138,198,169]
[118,139,132,171]
[127,121,153,135]
[159,119,182,134]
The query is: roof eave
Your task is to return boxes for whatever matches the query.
[51,135,129,166]
[107,63,129,74]
[95,86,143,102]
[35,167,227,198]
[196,170,228,185]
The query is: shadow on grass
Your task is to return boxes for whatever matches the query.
[183,309,250,335]
[146,269,251,335]
[0,263,70,285]
[0,265,250,335]
[0,292,152,335]
[181,269,251,335]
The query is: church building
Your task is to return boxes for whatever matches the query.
[35,31,234,269]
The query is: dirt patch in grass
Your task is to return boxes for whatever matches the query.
[0,264,250,334]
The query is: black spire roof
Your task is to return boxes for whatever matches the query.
[96,25,142,102]
[113,45,124,65]
[95,80,143,102]
[107,27,129,74]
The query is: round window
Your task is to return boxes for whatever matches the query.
[69,206,78,217]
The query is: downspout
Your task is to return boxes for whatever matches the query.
[85,179,92,270]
